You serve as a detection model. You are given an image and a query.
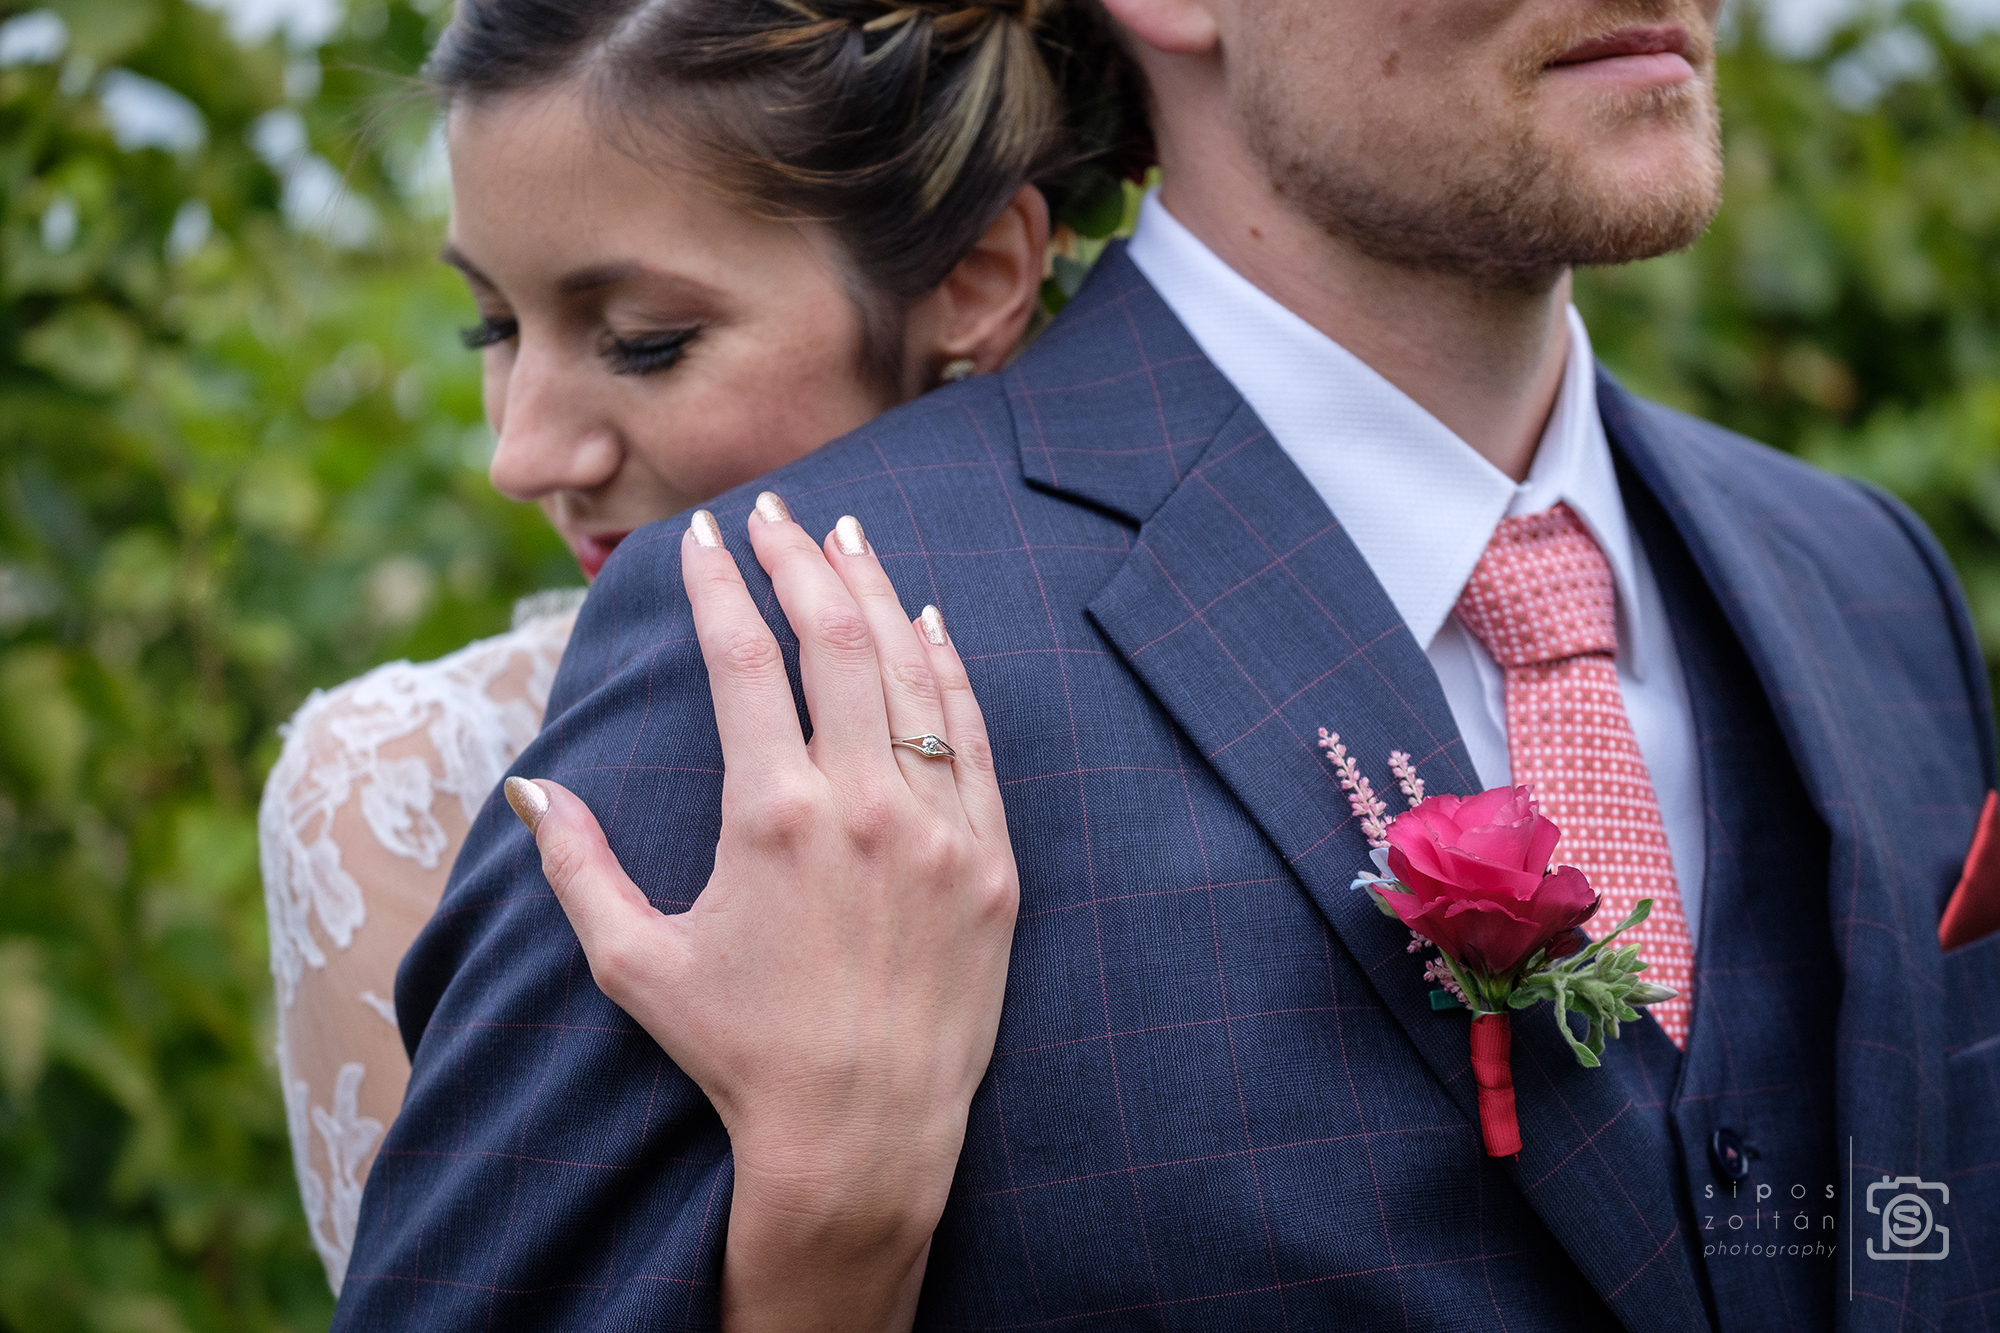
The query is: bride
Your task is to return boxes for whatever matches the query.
[258,0,1131,1295]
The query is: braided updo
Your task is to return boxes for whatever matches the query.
[427,0,1143,303]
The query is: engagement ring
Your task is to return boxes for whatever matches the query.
[891,734,956,761]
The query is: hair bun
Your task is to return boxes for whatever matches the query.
[974,0,1047,26]
[853,0,1049,40]
[429,0,1142,302]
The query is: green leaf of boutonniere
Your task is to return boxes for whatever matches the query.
[1507,899,1677,1067]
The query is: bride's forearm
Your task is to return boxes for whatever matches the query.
[720,1123,965,1333]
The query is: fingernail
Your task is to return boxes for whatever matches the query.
[920,604,947,646]
[688,510,722,549]
[504,776,549,832]
[754,491,790,524]
[834,515,868,557]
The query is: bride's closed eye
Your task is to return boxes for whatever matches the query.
[454,316,700,379]
[602,326,700,377]
[459,315,518,350]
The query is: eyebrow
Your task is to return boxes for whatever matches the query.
[438,244,723,306]
[438,242,494,290]
[556,260,648,295]
[554,259,723,305]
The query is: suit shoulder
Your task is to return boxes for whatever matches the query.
[783,372,1019,480]
[1617,391,1877,514]
[1609,386,1941,568]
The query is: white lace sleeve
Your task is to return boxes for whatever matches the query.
[258,602,578,1293]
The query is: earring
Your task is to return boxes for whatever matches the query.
[940,358,977,384]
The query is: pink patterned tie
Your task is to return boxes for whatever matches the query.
[1453,503,1694,1049]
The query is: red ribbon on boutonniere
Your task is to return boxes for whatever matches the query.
[1319,730,1677,1158]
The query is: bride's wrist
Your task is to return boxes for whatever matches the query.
[721,1177,933,1333]
[721,1128,954,1329]
[726,1108,969,1244]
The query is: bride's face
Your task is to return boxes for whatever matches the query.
[445,87,903,580]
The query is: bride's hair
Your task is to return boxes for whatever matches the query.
[428,0,1137,304]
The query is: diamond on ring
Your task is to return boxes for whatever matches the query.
[891,733,956,761]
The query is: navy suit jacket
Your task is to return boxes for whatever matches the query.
[337,248,1998,1331]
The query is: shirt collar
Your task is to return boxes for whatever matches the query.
[1125,191,1652,679]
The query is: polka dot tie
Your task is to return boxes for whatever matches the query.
[1453,503,1694,1049]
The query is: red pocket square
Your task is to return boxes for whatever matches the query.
[1941,790,2000,952]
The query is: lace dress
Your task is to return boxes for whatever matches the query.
[258,593,582,1292]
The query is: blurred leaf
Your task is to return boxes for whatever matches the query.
[0,647,88,801]
[44,0,157,63]
[0,939,53,1108]
[22,303,141,393]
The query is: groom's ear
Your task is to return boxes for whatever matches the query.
[1095,0,1220,58]
[904,183,1051,391]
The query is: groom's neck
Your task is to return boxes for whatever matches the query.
[1156,136,1572,485]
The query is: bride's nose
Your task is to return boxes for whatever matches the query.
[485,343,623,502]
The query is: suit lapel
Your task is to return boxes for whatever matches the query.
[1008,251,1708,1330]
[1596,375,1859,879]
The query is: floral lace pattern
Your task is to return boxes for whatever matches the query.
[259,595,580,1291]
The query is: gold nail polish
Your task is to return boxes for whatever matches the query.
[504,776,549,832]
[755,491,790,524]
[920,604,947,646]
[834,515,868,557]
[689,510,723,549]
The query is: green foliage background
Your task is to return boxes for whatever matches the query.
[0,1,1995,1328]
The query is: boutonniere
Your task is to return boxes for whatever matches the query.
[1318,730,1676,1158]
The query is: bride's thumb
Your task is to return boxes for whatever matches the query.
[505,776,671,1007]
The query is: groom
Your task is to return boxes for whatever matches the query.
[338,0,1996,1329]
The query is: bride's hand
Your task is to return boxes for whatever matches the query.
[503,491,1019,1332]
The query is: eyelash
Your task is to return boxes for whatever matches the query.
[458,316,517,350]
[456,319,700,378]
[603,327,700,377]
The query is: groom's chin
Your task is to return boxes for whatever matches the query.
[1532,84,1725,268]
[1444,79,1726,282]
[1450,116,1723,284]
[1252,79,1723,286]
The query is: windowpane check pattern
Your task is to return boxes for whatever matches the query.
[334,249,1998,1333]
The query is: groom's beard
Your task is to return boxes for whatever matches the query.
[1242,2,1723,286]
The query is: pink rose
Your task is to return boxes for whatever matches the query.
[1382,785,1599,977]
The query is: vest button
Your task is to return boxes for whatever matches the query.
[1710,1127,1751,1183]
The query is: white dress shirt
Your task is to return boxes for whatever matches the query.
[1126,192,1706,939]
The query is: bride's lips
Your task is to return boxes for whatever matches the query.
[572,530,631,580]
[1545,25,1695,88]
